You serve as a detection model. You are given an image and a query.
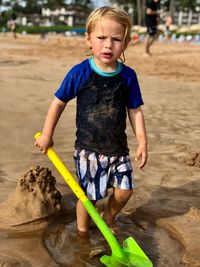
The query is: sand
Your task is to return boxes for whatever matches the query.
[0,33,200,267]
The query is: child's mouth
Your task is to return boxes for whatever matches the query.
[102,53,113,59]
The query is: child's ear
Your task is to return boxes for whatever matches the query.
[123,38,130,50]
[85,32,92,47]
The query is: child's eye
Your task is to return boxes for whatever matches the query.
[113,38,121,42]
[97,36,105,40]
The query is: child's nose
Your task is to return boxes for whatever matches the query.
[105,38,112,48]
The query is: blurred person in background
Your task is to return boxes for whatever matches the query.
[164,12,172,41]
[7,19,17,39]
[144,0,160,56]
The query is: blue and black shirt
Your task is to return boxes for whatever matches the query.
[55,58,144,156]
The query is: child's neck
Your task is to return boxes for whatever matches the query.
[93,57,117,73]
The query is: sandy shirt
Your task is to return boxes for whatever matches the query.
[55,58,143,156]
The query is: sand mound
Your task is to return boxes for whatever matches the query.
[0,166,61,228]
[180,151,200,167]
[157,207,200,266]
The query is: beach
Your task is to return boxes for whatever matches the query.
[0,33,200,267]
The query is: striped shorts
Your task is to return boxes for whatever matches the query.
[74,148,134,200]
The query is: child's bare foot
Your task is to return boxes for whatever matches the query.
[101,212,119,235]
[77,229,90,239]
[107,220,119,235]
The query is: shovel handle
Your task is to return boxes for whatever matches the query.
[34,132,86,200]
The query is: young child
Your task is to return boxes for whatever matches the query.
[35,6,147,235]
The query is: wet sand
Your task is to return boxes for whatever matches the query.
[0,33,200,267]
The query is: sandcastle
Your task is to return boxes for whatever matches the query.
[0,166,62,228]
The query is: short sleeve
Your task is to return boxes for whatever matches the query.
[55,60,92,103]
[120,65,144,109]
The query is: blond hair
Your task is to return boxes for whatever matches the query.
[86,6,131,48]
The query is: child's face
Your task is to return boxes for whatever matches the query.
[86,17,126,70]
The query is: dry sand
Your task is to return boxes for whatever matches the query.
[0,33,200,267]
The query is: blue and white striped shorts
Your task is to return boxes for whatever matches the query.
[74,148,134,200]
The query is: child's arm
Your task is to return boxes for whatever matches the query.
[35,97,66,154]
[128,107,148,169]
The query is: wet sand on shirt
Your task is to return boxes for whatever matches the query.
[0,33,200,267]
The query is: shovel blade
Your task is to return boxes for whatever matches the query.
[100,237,153,267]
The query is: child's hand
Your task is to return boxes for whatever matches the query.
[35,134,54,154]
[135,144,148,169]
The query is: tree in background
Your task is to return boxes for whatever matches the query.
[161,0,200,23]
[0,0,93,26]
[44,0,66,9]
[158,0,199,12]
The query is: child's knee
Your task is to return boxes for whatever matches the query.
[115,189,133,203]
[124,189,133,201]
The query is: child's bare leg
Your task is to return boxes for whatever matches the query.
[76,199,97,233]
[103,188,133,227]
[76,199,91,233]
